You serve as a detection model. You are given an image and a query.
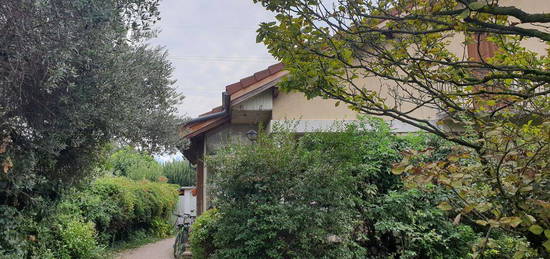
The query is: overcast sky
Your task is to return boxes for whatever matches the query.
[148,0,277,118]
[149,0,277,161]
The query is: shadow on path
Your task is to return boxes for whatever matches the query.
[117,237,175,259]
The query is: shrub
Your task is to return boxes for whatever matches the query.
[207,131,359,258]
[366,188,477,258]
[476,234,539,258]
[0,176,178,258]
[189,209,220,259]
[162,160,196,186]
[198,118,532,258]
[106,147,164,182]
[151,217,173,238]
[56,215,101,259]
[74,176,179,242]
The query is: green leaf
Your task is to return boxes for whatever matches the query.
[545,229,550,239]
[544,240,550,252]
[528,224,543,235]
[457,9,470,19]
[512,250,525,259]
[468,2,486,10]
[256,32,265,43]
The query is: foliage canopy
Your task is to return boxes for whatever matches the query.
[189,120,529,258]
[0,0,183,207]
[253,0,549,253]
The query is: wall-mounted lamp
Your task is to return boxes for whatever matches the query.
[246,130,258,142]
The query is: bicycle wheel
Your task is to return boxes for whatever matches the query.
[174,229,185,258]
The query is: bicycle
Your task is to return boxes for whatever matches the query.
[173,212,195,258]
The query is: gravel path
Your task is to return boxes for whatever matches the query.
[116,237,175,259]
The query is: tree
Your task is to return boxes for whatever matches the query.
[0,0,183,207]
[253,0,549,254]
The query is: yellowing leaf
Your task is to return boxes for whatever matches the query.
[475,220,488,226]
[519,186,533,192]
[391,163,410,175]
[500,217,522,228]
[2,157,13,174]
[448,155,459,162]
[476,202,492,213]
[438,202,453,211]
[463,204,475,214]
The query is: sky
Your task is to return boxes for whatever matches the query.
[148,0,277,119]
[149,0,277,162]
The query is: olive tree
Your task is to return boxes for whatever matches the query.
[0,0,183,207]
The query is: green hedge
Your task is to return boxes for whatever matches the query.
[66,177,178,243]
[189,119,539,258]
[162,160,196,186]
[0,176,178,259]
[189,209,220,259]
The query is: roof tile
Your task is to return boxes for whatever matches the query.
[268,63,284,73]
[253,69,270,81]
[226,82,243,95]
[239,75,257,88]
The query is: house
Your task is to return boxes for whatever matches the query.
[179,63,438,215]
[181,0,549,215]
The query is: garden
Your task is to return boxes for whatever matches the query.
[189,119,542,258]
[0,147,195,258]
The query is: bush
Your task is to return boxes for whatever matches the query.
[56,215,102,259]
[0,176,178,258]
[106,147,164,182]
[196,118,533,258]
[72,176,178,242]
[207,131,359,258]
[366,188,477,258]
[189,209,220,259]
[162,160,196,186]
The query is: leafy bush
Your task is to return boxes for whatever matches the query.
[366,188,477,258]
[0,176,178,258]
[71,176,178,242]
[207,131,359,258]
[56,215,101,259]
[151,217,173,238]
[190,209,221,259]
[106,147,164,182]
[196,118,532,258]
[162,160,196,186]
[475,234,539,259]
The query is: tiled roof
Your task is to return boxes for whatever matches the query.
[225,63,284,95]
[181,62,285,138]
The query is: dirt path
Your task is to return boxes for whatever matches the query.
[116,237,175,259]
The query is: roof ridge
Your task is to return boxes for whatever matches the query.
[225,62,284,95]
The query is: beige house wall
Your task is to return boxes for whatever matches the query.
[273,0,548,122]
[272,91,359,120]
[503,0,549,56]
[271,77,440,122]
